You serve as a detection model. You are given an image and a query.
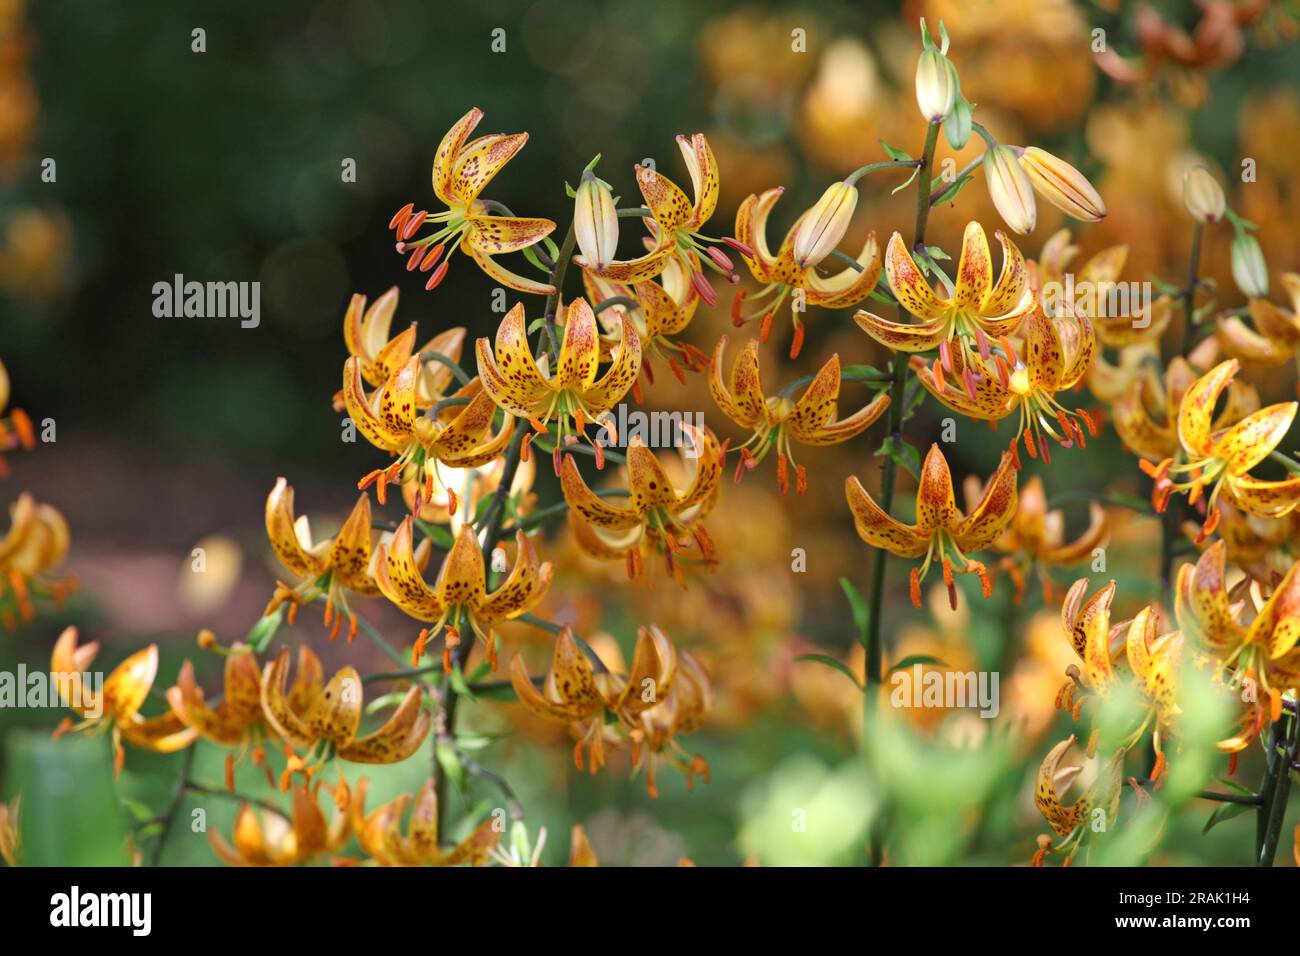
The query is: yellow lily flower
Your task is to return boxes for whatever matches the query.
[374,519,553,671]
[333,286,467,410]
[910,307,1098,467]
[166,640,266,748]
[475,298,641,472]
[0,492,74,629]
[1114,355,1258,465]
[1032,735,1122,865]
[1217,272,1300,377]
[1175,542,1300,750]
[264,479,402,642]
[260,645,431,765]
[344,354,514,505]
[579,132,735,294]
[401,453,536,537]
[51,628,196,775]
[845,443,1018,609]
[209,782,349,867]
[731,185,883,358]
[1188,503,1298,586]
[1055,580,1183,776]
[709,336,890,494]
[510,624,707,795]
[855,222,1035,373]
[0,358,33,476]
[968,474,1109,604]
[581,254,706,388]
[388,107,556,295]
[559,425,724,583]
[349,777,499,867]
[1141,359,1300,540]
[0,795,19,867]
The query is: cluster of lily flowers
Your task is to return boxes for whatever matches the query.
[23,19,1300,868]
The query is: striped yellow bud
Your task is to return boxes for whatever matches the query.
[573,171,618,270]
[984,145,1036,235]
[1018,147,1105,222]
[792,181,858,270]
[1182,166,1225,224]
[915,49,956,123]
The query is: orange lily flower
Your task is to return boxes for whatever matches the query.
[579,133,737,296]
[854,222,1035,372]
[260,645,432,766]
[1032,735,1122,865]
[349,777,499,867]
[209,782,349,867]
[1114,354,1258,465]
[709,336,890,494]
[475,299,641,471]
[0,492,74,629]
[1141,359,1300,540]
[581,254,706,386]
[1217,272,1300,375]
[969,475,1109,603]
[263,479,401,641]
[374,519,553,671]
[1175,542,1300,750]
[1055,580,1183,771]
[731,185,883,358]
[1088,342,1158,404]
[401,453,536,536]
[628,644,713,798]
[388,108,556,295]
[0,358,34,476]
[344,356,514,506]
[845,443,1018,609]
[51,628,196,774]
[559,425,724,583]
[333,286,467,411]
[910,307,1098,466]
[166,640,266,748]
[1188,503,1298,585]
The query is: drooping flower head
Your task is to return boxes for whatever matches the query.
[388,107,557,295]
[476,299,641,472]
[709,336,889,494]
[374,519,553,671]
[0,358,34,476]
[209,781,350,867]
[731,184,883,358]
[559,425,723,584]
[1141,359,1300,541]
[1217,272,1300,385]
[845,443,1018,609]
[0,492,74,629]
[349,777,499,867]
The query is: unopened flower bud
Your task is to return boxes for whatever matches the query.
[792,181,858,269]
[915,49,956,123]
[984,145,1036,235]
[1183,166,1225,224]
[1230,233,1269,299]
[573,171,618,270]
[1018,147,1105,222]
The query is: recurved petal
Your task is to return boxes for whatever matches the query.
[1213,402,1297,476]
[437,525,488,610]
[636,164,693,235]
[259,648,318,750]
[1112,384,1174,462]
[555,298,601,390]
[374,518,446,622]
[342,358,408,453]
[804,232,882,309]
[306,667,364,749]
[559,454,641,530]
[583,313,642,414]
[954,452,1019,550]
[708,336,765,428]
[1173,541,1241,652]
[733,188,784,282]
[853,309,948,352]
[478,302,551,414]
[627,439,680,513]
[914,444,960,533]
[450,132,528,206]
[1035,736,1088,836]
[910,354,1013,420]
[953,222,993,312]
[672,423,724,514]
[336,685,432,763]
[884,232,947,319]
[1221,473,1300,518]
[265,478,328,579]
[480,530,553,622]
[1247,559,1300,660]
[584,243,675,285]
[327,494,376,591]
[844,476,929,558]
[677,133,719,227]
[787,354,842,438]
[800,391,889,446]
[415,327,469,406]
[616,625,677,717]
[119,711,197,753]
[981,230,1030,318]
[465,215,556,256]
[432,107,483,205]
[104,645,159,723]
[1217,315,1292,365]
[1177,359,1239,460]
[463,242,557,296]
[510,645,589,721]
[1024,309,1066,390]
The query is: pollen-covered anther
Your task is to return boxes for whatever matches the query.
[789,322,805,359]
[909,566,923,608]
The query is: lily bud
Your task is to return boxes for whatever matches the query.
[915,49,956,123]
[573,171,618,270]
[1018,147,1106,222]
[984,146,1036,235]
[1230,233,1268,299]
[1183,166,1225,224]
[792,181,858,270]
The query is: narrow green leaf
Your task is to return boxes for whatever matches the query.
[794,654,862,690]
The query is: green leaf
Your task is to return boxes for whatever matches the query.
[1202,800,1251,835]
[448,662,476,700]
[413,519,455,550]
[839,577,869,645]
[795,654,862,691]
[1214,777,1257,796]
[925,245,951,261]
[931,174,972,206]
[877,434,922,481]
[889,655,950,674]
[879,139,913,162]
